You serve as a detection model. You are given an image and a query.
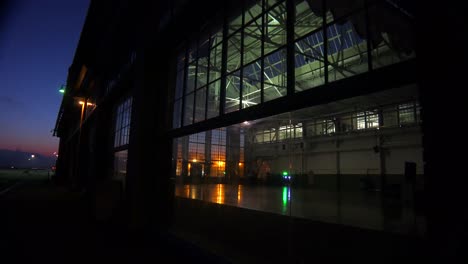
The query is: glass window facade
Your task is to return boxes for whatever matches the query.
[173,90,424,234]
[172,0,415,128]
[170,1,419,236]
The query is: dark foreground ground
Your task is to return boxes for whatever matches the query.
[2,177,466,263]
[0,179,230,264]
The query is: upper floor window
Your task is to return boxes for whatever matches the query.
[255,128,277,143]
[279,123,303,140]
[355,110,379,130]
[399,102,419,125]
[307,119,335,136]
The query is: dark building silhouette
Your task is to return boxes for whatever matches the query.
[53,0,466,261]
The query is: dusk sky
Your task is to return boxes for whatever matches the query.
[0,0,89,157]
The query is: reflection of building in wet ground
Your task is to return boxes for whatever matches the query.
[175,183,417,233]
[174,86,425,237]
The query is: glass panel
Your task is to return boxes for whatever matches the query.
[188,133,206,162]
[263,129,274,142]
[243,16,263,66]
[176,52,186,72]
[173,138,184,177]
[114,131,120,147]
[175,69,184,100]
[266,0,280,9]
[415,103,421,123]
[279,125,294,140]
[325,10,334,24]
[114,150,128,187]
[382,106,398,128]
[228,13,243,35]
[295,124,303,138]
[178,132,206,184]
[183,92,194,126]
[196,57,208,89]
[242,62,262,108]
[327,14,369,83]
[210,128,227,178]
[366,110,379,128]
[264,2,287,54]
[209,43,223,83]
[207,79,221,119]
[368,1,415,69]
[295,30,325,92]
[114,97,132,148]
[225,70,241,113]
[196,37,210,89]
[308,119,335,135]
[340,115,353,132]
[195,87,207,123]
[399,103,415,125]
[327,0,364,22]
[255,133,263,143]
[188,44,197,63]
[227,32,242,73]
[211,28,223,47]
[244,0,262,24]
[172,99,182,129]
[186,60,197,94]
[211,133,225,154]
[263,49,287,102]
[356,113,366,130]
[294,0,323,39]
[326,119,336,134]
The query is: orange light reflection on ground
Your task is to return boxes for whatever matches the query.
[216,184,224,204]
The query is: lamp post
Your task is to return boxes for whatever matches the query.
[28,154,35,171]
[79,99,87,128]
[74,98,96,190]
[74,98,85,190]
[78,99,95,126]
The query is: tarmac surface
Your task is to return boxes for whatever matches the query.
[0,180,230,264]
[2,179,466,263]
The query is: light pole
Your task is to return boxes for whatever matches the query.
[79,99,87,128]
[28,154,35,171]
[78,99,95,126]
[74,98,95,190]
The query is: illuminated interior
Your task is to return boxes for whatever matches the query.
[173,86,423,233]
[171,0,419,235]
[172,0,414,128]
